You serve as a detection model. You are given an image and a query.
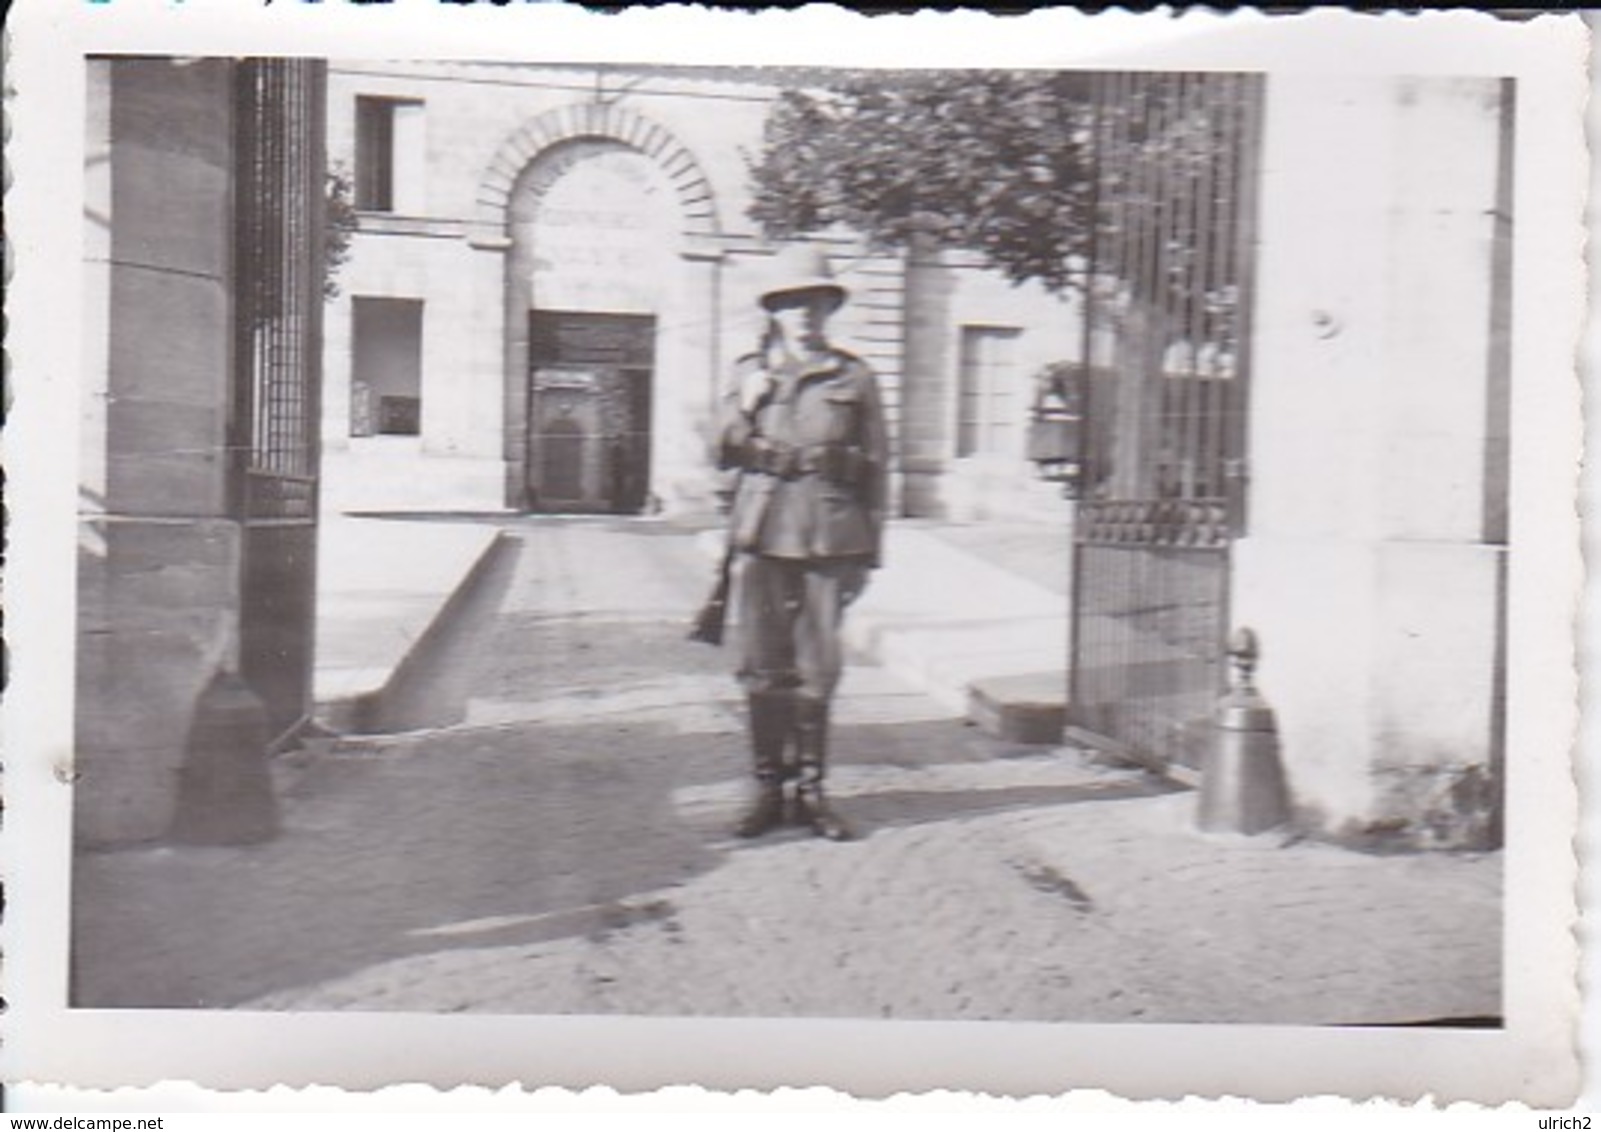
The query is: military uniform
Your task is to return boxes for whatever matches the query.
[716,247,889,841]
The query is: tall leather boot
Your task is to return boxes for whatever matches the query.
[793,699,855,841]
[735,692,791,839]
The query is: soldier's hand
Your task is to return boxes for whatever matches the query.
[739,368,776,415]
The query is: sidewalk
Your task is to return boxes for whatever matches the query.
[686,518,1072,739]
[315,510,1075,741]
[311,509,1071,732]
[846,521,1069,733]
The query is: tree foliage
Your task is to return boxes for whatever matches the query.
[749,71,1252,339]
[747,71,1098,294]
[323,163,359,302]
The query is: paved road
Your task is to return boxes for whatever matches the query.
[71,515,1501,1025]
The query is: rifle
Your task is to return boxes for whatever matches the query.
[691,328,781,647]
[688,540,735,646]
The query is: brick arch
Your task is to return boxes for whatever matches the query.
[475,103,720,237]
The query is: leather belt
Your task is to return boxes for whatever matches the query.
[744,439,867,485]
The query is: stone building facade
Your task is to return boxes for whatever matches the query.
[320,62,1081,521]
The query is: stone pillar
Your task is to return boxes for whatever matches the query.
[1231,75,1510,848]
[491,226,530,509]
[897,237,953,517]
[78,58,244,846]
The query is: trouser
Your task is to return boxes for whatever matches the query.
[734,554,869,705]
[734,554,866,840]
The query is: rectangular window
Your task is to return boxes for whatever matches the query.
[956,325,1023,458]
[354,96,425,213]
[351,297,424,437]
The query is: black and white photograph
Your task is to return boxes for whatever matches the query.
[4,3,1587,1111]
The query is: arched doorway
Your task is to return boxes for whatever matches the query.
[491,120,721,517]
[510,140,675,515]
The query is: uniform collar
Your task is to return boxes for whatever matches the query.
[779,349,843,381]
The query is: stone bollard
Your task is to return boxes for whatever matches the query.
[169,668,281,845]
[1199,627,1291,836]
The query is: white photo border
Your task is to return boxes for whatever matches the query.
[2,3,1587,1107]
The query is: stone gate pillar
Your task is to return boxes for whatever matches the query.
[897,237,953,517]
[1231,74,1512,848]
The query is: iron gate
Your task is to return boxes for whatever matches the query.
[231,58,329,744]
[1069,72,1263,775]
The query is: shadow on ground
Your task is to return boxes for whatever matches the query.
[71,711,1146,1010]
[70,714,727,1009]
[71,518,1169,1011]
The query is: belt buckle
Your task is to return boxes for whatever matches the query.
[810,443,839,482]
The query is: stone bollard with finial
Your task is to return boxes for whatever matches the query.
[1199,627,1291,835]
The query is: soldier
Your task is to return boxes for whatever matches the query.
[716,244,889,842]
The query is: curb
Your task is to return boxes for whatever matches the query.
[968,672,1068,745]
[316,530,514,734]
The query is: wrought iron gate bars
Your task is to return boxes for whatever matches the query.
[233,58,326,504]
[231,58,328,744]
[1068,71,1264,774]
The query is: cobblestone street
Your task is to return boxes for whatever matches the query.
[72,516,1502,1025]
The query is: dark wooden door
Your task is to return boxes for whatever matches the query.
[527,311,655,514]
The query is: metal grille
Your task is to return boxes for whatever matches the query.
[1069,72,1263,774]
[232,58,328,741]
[234,57,326,519]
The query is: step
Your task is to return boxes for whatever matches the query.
[967,671,1068,745]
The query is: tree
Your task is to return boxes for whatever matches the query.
[748,70,1250,328]
[323,163,359,302]
[747,71,1099,294]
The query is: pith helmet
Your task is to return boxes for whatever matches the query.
[759,243,848,312]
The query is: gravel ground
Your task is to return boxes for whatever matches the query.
[71,516,1501,1025]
